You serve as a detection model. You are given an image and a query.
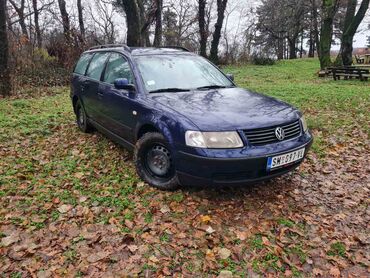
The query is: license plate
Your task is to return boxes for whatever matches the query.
[267,148,305,170]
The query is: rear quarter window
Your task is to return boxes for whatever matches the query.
[86,52,110,81]
[74,53,92,75]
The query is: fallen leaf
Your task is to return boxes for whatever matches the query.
[235,230,248,241]
[127,245,138,253]
[87,251,110,263]
[1,234,20,247]
[79,196,88,203]
[218,248,231,260]
[57,204,72,213]
[262,236,271,246]
[217,270,233,278]
[313,268,323,276]
[206,226,215,234]
[137,181,145,187]
[329,266,340,277]
[201,215,211,223]
[160,206,170,214]
[74,172,84,179]
[149,255,159,263]
[125,219,134,229]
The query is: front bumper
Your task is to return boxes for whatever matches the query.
[175,132,313,186]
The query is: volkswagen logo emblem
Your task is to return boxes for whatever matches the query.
[275,127,285,141]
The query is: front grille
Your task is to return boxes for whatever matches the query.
[244,120,301,146]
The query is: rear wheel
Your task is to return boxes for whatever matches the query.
[75,100,93,133]
[134,132,179,190]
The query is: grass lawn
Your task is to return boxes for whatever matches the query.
[0,59,369,277]
[225,58,370,155]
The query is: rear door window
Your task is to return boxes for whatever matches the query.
[74,53,92,75]
[103,53,134,84]
[86,52,110,81]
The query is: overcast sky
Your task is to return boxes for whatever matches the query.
[83,0,369,49]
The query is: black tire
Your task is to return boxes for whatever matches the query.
[134,132,179,190]
[75,100,93,133]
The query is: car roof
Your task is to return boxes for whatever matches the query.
[84,45,193,57]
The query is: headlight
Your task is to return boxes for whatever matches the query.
[301,116,308,132]
[185,131,244,148]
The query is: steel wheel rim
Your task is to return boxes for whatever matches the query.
[145,145,172,177]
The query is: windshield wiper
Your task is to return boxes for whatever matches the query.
[149,88,191,94]
[196,85,232,90]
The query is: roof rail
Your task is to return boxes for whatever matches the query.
[161,46,190,52]
[89,44,131,52]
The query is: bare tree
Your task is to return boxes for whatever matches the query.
[117,0,142,46]
[153,0,162,47]
[198,0,207,57]
[336,0,369,65]
[9,0,28,38]
[77,0,85,41]
[210,0,228,64]
[319,0,339,69]
[162,0,197,49]
[32,0,42,47]
[0,0,11,96]
[90,0,115,44]
[256,0,307,60]
[57,0,70,42]
[308,0,320,57]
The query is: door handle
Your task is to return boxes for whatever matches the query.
[97,91,104,97]
[81,80,89,93]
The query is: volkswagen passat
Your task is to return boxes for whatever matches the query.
[71,45,313,190]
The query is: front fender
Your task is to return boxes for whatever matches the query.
[135,112,197,149]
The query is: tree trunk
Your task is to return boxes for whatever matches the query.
[335,0,357,65]
[308,31,315,57]
[0,0,11,96]
[319,0,338,69]
[277,33,284,60]
[300,32,304,58]
[308,5,315,58]
[32,0,42,47]
[288,37,297,59]
[77,0,85,42]
[153,0,162,47]
[137,0,150,46]
[120,0,142,46]
[210,0,227,64]
[312,0,320,57]
[340,0,370,66]
[198,0,207,57]
[57,0,71,43]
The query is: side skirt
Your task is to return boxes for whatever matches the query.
[88,118,135,152]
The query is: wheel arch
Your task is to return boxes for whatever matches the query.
[72,95,79,114]
[135,120,175,146]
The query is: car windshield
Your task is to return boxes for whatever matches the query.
[134,55,234,93]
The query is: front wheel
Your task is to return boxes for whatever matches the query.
[134,132,179,190]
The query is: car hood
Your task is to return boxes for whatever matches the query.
[150,88,300,131]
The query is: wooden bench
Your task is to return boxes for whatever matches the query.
[332,67,369,81]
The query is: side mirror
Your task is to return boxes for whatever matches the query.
[226,74,234,82]
[114,78,136,92]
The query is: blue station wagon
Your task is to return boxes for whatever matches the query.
[70,45,313,190]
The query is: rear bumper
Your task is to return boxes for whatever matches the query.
[175,134,313,186]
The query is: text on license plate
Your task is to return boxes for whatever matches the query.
[267,148,305,170]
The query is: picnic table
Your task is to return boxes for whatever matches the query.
[332,67,369,81]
